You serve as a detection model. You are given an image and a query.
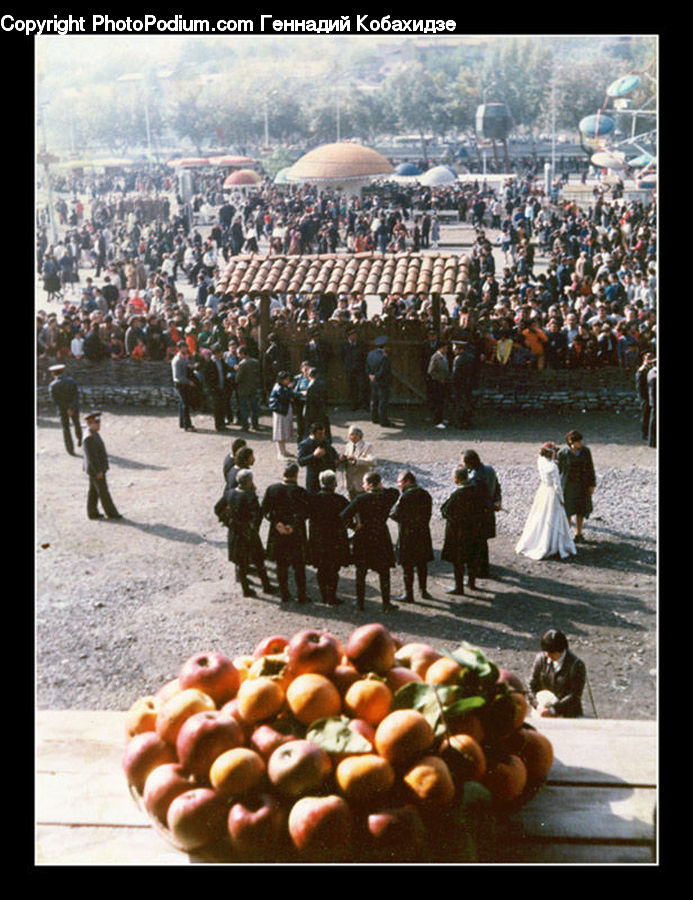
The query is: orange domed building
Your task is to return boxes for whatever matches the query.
[285,142,394,196]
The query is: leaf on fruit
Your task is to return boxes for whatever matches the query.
[392,682,452,736]
[251,655,289,680]
[306,716,373,754]
[446,644,499,689]
[443,695,487,721]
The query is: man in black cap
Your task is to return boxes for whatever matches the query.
[366,335,393,426]
[82,412,122,520]
[48,364,82,456]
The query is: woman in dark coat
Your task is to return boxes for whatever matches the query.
[440,466,486,595]
[557,430,596,543]
[214,469,272,597]
[389,470,434,603]
[307,470,351,606]
[340,471,399,610]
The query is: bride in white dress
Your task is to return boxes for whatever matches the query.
[516,442,577,560]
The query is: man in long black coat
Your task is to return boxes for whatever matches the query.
[340,471,399,611]
[202,343,233,432]
[297,424,341,494]
[214,469,272,598]
[49,364,82,456]
[389,470,434,603]
[558,430,596,543]
[342,328,368,412]
[450,341,476,429]
[260,463,311,604]
[307,470,351,606]
[461,449,502,578]
[82,411,122,521]
[440,466,485,595]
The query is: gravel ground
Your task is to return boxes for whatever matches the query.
[35,403,657,721]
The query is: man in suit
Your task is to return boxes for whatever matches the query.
[235,345,263,431]
[48,364,82,456]
[306,469,351,606]
[450,340,476,429]
[260,462,311,604]
[340,471,399,611]
[342,327,368,411]
[82,411,122,521]
[528,629,587,718]
[366,336,393,426]
[203,343,233,432]
[440,466,485,595]
[389,470,434,603]
[171,341,197,432]
[303,367,331,442]
[461,449,502,579]
[297,423,341,494]
[557,430,596,544]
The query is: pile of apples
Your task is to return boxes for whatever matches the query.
[122,623,554,862]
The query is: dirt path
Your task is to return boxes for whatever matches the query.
[36,402,656,721]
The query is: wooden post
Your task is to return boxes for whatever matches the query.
[431,292,441,337]
[258,291,271,353]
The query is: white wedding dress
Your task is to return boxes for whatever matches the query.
[515,455,577,560]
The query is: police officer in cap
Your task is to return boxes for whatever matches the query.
[82,411,122,521]
[48,364,82,455]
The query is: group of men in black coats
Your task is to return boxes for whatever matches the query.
[213,436,501,608]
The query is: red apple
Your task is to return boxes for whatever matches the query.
[125,695,159,738]
[178,651,240,706]
[253,635,290,659]
[142,762,196,824]
[366,804,427,859]
[345,623,397,674]
[394,642,443,679]
[287,629,341,677]
[121,731,177,794]
[497,668,526,693]
[331,663,361,696]
[166,787,228,852]
[267,739,332,799]
[227,791,288,860]
[288,794,354,862]
[154,677,182,706]
[385,666,424,693]
[175,710,246,783]
[218,697,253,741]
[250,723,297,760]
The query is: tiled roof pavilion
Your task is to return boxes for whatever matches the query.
[218,252,474,297]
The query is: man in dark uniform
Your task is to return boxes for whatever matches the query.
[450,340,476,429]
[440,466,485,595]
[389,470,434,604]
[297,423,341,494]
[342,327,368,411]
[48,364,82,456]
[260,462,311,604]
[302,367,331,442]
[214,468,272,598]
[82,411,122,521]
[366,336,393,426]
[635,353,655,443]
[461,449,502,579]
[203,343,233,432]
[558,430,596,543]
[307,469,351,607]
[340,471,399,611]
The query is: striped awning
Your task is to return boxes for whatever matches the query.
[218,252,473,297]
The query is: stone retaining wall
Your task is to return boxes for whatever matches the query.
[37,358,639,414]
